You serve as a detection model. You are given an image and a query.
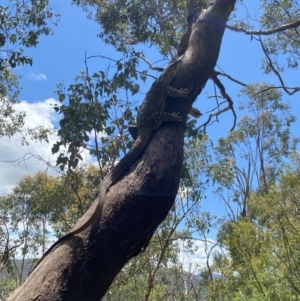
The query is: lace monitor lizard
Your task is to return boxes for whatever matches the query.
[29,58,188,274]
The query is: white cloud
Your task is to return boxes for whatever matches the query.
[26,72,47,81]
[0,99,57,194]
[177,239,222,272]
[0,98,92,194]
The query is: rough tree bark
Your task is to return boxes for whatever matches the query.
[7,0,236,300]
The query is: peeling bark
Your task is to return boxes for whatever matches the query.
[7,0,236,300]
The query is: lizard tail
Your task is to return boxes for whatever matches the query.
[101,131,152,195]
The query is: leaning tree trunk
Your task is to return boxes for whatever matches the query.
[8,1,236,300]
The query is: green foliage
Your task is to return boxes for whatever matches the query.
[197,83,300,299]
[0,70,24,138]
[52,51,148,171]
[47,166,101,237]
[0,275,17,301]
[207,83,299,220]
[0,166,101,292]
[73,0,188,56]
[0,0,58,70]
[0,1,57,142]
[259,0,300,72]
[205,155,300,300]
[0,172,56,296]
[0,172,57,261]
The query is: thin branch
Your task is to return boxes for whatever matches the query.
[212,70,237,131]
[0,152,62,174]
[87,54,157,80]
[203,234,220,282]
[84,52,103,176]
[226,19,300,35]
[0,238,9,270]
[139,54,165,72]
[109,255,151,289]
[217,193,237,222]
[87,54,121,62]
[253,85,300,96]
[213,70,247,86]
[258,37,300,95]
[157,273,194,301]
[198,70,237,132]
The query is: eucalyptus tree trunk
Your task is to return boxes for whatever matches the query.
[8,0,236,300]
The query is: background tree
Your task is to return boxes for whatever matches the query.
[207,83,299,221]
[0,166,100,297]
[0,0,58,142]
[204,153,300,300]
[0,172,57,297]
[196,84,299,300]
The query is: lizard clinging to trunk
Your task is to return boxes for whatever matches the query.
[29,58,188,274]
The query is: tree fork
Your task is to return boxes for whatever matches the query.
[7,1,236,300]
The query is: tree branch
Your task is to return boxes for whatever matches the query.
[258,36,300,95]
[214,70,247,86]
[198,70,237,132]
[227,19,300,35]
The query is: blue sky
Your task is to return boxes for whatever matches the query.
[18,2,105,102]
[1,0,300,264]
